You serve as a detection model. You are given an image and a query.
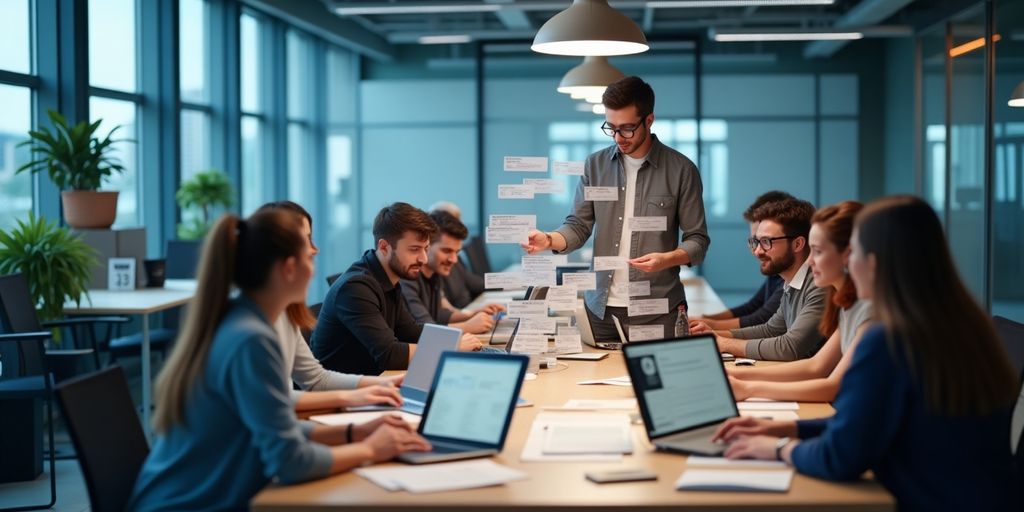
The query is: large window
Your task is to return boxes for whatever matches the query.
[286,30,315,207]
[88,0,141,227]
[0,0,33,230]
[240,11,268,216]
[179,0,212,183]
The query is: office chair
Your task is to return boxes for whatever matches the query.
[326,273,342,286]
[463,236,493,275]
[0,273,128,511]
[55,366,149,512]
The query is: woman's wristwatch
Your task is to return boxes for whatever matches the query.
[774,436,791,461]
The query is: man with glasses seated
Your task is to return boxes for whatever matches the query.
[521,76,710,342]
[692,197,827,361]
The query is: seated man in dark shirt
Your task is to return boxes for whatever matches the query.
[311,202,482,375]
[428,201,486,308]
[695,190,792,331]
[402,210,505,334]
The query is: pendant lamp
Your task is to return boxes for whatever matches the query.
[532,0,649,56]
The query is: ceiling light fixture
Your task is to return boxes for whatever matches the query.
[417,35,473,45]
[649,0,834,6]
[334,4,500,16]
[532,0,649,57]
[557,56,625,100]
[949,34,1001,58]
[1010,81,1024,108]
[710,28,863,42]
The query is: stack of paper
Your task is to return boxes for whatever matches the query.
[521,412,633,462]
[577,375,631,386]
[558,399,638,411]
[356,459,526,493]
[736,398,800,411]
[675,469,794,492]
[685,456,787,469]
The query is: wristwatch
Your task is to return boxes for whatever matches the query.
[544,232,553,249]
[774,436,791,461]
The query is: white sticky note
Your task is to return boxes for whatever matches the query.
[584,186,619,201]
[485,226,529,244]
[629,216,668,232]
[498,184,535,199]
[554,334,583,354]
[521,270,556,287]
[518,317,558,335]
[629,324,664,342]
[507,300,548,318]
[594,256,628,271]
[522,255,558,272]
[545,285,578,311]
[552,160,584,176]
[614,280,651,297]
[489,214,536,229]
[558,325,581,336]
[484,272,523,289]
[523,178,566,194]
[510,334,548,354]
[503,156,548,172]
[627,298,669,317]
[562,272,597,290]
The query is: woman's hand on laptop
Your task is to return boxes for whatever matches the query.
[359,416,432,461]
[338,385,403,409]
[723,435,783,461]
[359,373,404,389]
[458,332,484,352]
[711,417,797,444]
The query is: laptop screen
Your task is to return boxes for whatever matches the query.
[403,324,462,394]
[624,336,738,438]
[420,353,526,446]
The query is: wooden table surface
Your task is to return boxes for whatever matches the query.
[253,351,894,511]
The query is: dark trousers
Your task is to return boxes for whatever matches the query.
[585,301,681,343]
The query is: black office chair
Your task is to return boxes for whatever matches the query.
[326,272,342,286]
[463,236,493,275]
[995,316,1024,379]
[55,366,149,512]
[0,273,128,511]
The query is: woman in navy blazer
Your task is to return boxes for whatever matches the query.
[714,195,1018,512]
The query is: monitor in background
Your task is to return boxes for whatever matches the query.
[398,351,528,464]
[623,335,739,456]
[165,240,202,279]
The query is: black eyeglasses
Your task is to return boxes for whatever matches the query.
[601,118,645,139]
[747,236,796,251]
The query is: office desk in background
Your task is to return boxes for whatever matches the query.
[62,279,196,439]
[252,283,893,511]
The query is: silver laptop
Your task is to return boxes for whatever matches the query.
[398,351,528,464]
[623,335,740,456]
[399,323,463,415]
[576,305,627,350]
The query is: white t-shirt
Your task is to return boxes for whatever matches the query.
[607,154,644,307]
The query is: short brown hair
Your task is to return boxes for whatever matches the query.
[743,191,795,222]
[751,197,816,241]
[602,76,654,118]
[373,202,437,248]
[429,210,468,242]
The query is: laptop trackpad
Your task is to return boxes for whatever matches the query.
[656,424,725,456]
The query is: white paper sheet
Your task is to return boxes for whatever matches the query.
[498,184,536,199]
[553,334,583,354]
[594,256,628,271]
[614,280,651,297]
[542,423,632,455]
[685,456,787,469]
[562,272,597,290]
[736,400,800,411]
[520,412,627,462]
[504,156,548,172]
[310,410,421,426]
[584,186,619,201]
[485,226,529,244]
[521,255,558,272]
[521,270,557,287]
[629,324,664,342]
[506,300,548,318]
[628,216,668,232]
[577,375,632,386]
[510,334,548,354]
[356,459,527,494]
[484,272,523,289]
[489,214,536,229]
[627,298,669,317]
[518,317,558,335]
[552,160,584,175]
[523,178,566,194]
[674,469,794,492]
[739,410,800,421]
[545,285,578,311]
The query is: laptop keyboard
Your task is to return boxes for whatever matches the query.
[427,440,472,454]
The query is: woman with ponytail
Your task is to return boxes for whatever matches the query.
[257,201,406,413]
[129,210,430,511]
[727,201,872,402]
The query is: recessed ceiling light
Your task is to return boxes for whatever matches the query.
[711,28,863,42]
[417,35,473,45]
[649,0,835,7]
[334,4,500,16]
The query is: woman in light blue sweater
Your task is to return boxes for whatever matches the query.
[129,209,430,511]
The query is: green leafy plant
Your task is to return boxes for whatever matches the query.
[176,169,235,240]
[16,110,127,191]
[0,213,96,322]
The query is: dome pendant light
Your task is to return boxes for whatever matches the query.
[1010,80,1024,107]
[532,0,649,57]
[557,56,626,100]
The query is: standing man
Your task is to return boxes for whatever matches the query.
[311,202,481,375]
[402,210,505,334]
[522,76,710,341]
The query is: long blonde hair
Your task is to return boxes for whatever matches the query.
[153,209,304,432]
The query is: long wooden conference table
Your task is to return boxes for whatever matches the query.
[252,277,894,511]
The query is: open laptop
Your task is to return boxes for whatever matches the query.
[623,335,740,456]
[397,351,528,464]
[399,324,463,415]
[489,286,548,345]
[576,305,628,350]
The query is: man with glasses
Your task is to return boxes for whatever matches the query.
[521,76,710,342]
[692,191,793,331]
[692,197,826,361]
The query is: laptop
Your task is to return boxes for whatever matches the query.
[489,286,548,345]
[576,305,628,350]
[623,335,740,456]
[399,324,464,415]
[397,351,529,464]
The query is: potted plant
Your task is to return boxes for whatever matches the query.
[16,110,127,229]
[176,169,234,240]
[0,213,96,322]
